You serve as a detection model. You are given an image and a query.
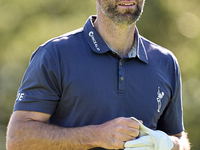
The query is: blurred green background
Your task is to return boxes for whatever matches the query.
[0,0,199,149]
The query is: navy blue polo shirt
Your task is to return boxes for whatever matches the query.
[14,16,184,137]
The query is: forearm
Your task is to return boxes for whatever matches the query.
[170,132,190,150]
[7,112,139,150]
[7,120,99,150]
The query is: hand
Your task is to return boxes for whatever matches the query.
[124,117,174,150]
[96,117,140,149]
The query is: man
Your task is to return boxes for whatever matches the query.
[6,0,190,149]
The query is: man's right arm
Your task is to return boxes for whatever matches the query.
[6,111,139,150]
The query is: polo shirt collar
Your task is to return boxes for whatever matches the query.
[84,16,110,54]
[135,28,149,64]
[84,16,148,64]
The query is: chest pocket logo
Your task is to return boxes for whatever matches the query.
[157,87,164,113]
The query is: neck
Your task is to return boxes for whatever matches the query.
[94,10,136,58]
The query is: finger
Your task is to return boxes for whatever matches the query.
[124,136,152,147]
[130,117,142,125]
[114,118,140,138]
[126,127,139,138]
[127,118,140,130]
[115,123,139,138]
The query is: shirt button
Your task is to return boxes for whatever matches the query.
[121,77,124,81]
[120,61,123,66]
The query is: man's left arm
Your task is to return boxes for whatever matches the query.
[170,131,190,150]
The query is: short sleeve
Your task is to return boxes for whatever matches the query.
[14,46,61,114]
[157,57,184,135]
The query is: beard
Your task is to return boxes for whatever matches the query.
[98,0,144,25]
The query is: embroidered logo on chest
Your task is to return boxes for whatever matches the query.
[157,87,164,113]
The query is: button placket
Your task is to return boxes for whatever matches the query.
[118,59,126,94]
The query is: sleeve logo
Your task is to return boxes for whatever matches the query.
[16,93,25,101]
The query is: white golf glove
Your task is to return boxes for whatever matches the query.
[124,117,174,150]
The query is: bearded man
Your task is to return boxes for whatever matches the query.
[6,0,190,150]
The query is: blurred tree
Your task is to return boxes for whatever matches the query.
[0,0,199,149]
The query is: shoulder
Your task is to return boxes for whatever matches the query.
[43,27,85,49]
[140,36,179,65]
[31,28,86,59]
[139,36,181,82]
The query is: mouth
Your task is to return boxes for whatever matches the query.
[118,1,136,6]
[118,3,135,6]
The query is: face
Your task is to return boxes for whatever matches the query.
[97,0,145,25]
